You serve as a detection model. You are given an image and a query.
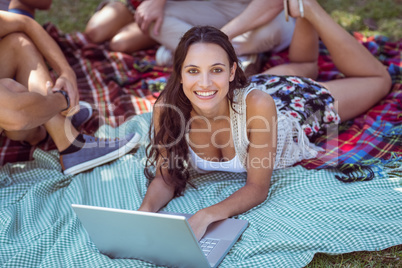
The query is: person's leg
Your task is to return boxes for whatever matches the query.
[0,35,48,145]
[5,128,46,145]
[109,21,158,53]
[7,34,58,96]
[0,33,21,79]
[262,14,319,79]
[0,32,80,150]
[84,1,134,44]
[0,78,47,145]
[1,33,141,174]
[288,0,391,121]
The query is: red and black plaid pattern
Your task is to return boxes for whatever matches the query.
[283,33,401,170]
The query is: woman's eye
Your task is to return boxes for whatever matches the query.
[212,68,223,73]
[188,69,198,74]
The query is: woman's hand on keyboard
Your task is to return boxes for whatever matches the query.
[188,210,213,241]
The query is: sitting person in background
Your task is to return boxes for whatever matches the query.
[8,0,51,18]
[84,0,295,73]
[84,0,157,54]
[0,11,140,175]
[138,0,391,240]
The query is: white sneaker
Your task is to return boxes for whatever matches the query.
[156,46,173,66]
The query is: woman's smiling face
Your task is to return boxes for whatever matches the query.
[181,42,236,117]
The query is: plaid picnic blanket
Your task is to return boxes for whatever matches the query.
[1,113,401,268]
[298,33,402,179]
[0,25,401,176]
[262,33,402,179]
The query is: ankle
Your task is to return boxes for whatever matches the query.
[300,0,323,20]
[59,134,85,155]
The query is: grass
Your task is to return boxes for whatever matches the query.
[307,245,402,268]
[318,0,402,41]
[36,0,402,267]
[36,0,402,41]
[36,0,99,34]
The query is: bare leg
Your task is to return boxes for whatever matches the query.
[0,33,79,151]
[264,0,392,121]
[290,0,391,121]
[85,2,156,53]
[5,34,54,95]
[85,2,133,43]
[262,16,319,79]
[109,22,158,53]
[0,78,47,145]
[5,127,46,145]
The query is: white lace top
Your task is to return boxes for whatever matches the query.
[187,83,322,172]
[230,83,322,170]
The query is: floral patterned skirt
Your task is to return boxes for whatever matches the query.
[250,74,341,141]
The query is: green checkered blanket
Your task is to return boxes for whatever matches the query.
[1,113,401,267]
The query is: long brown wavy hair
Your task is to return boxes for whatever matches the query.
[145,26,250,197]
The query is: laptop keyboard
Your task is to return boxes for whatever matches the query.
[199,238,219,256]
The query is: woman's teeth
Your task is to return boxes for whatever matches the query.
[195,91,216,97]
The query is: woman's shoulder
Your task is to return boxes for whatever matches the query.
[235,82,270,99]
[244,88,276,122]
[245,87,275,107]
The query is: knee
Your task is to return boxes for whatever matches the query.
[2,33,33,48]
[3,33,42,62]
[2,33,40,59]
[85,19,109,43]
[109,37,131,53]
[84,26,104,43]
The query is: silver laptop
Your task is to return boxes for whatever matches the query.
[72,204,248,268]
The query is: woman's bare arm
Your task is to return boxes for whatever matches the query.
[0,80,67,131]
[188,90,277,240]
[138,104,176,212]
[221,0,283,40]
